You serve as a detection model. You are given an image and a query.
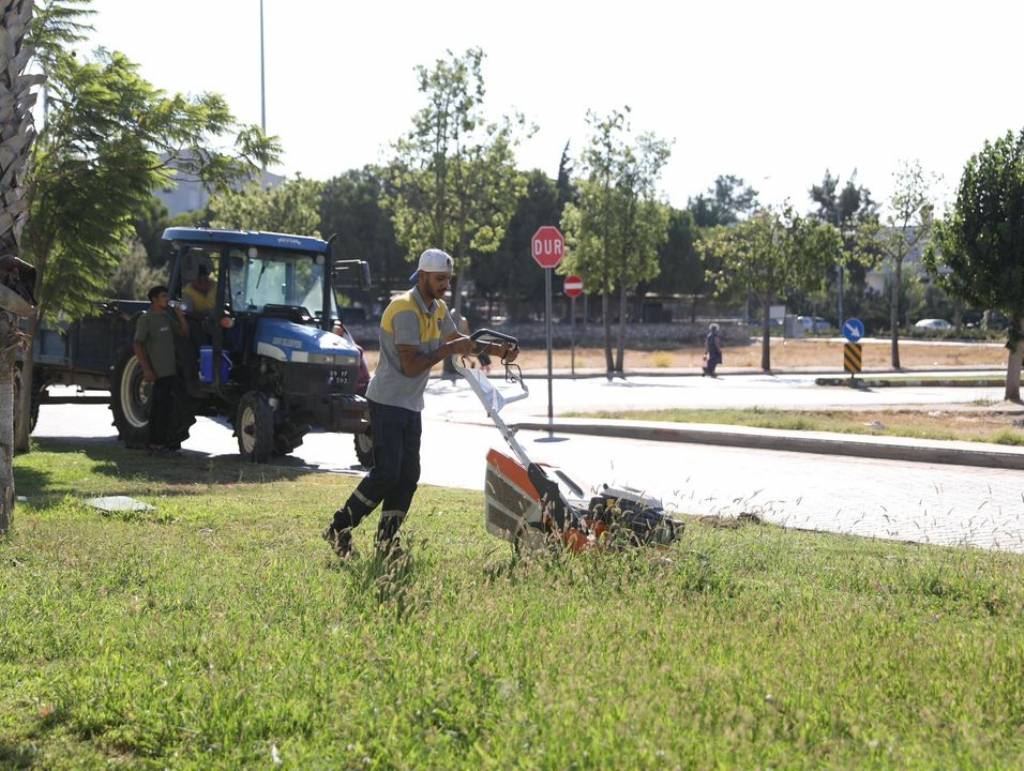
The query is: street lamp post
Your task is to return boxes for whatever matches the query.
[837,262,843,327]
[259,0,266,136]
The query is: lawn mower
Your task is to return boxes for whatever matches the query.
[452,329,683,553]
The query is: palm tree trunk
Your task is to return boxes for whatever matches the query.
[13,309,37,450]
[890,259,902,369]
[0,0,41,533]
[0,311,15,533]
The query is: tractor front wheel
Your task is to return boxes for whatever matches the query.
[236,391,274,463]
[273,421,308,457]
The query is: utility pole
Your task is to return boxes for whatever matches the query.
[259,0,267,173]
[835,211,844,327]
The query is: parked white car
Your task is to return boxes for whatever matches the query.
[914,318,952,330]
[797,315,831,332]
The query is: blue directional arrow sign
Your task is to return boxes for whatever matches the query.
[842,318,864,343]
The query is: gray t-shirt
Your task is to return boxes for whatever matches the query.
[134,309,178,379]
[366,288,457,412]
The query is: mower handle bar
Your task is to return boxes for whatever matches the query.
[469,328,519,349]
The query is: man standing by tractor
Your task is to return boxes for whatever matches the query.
[133,285,188,452]
[322,248,518,559]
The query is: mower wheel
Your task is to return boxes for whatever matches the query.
[236,391,274,463]
[354,427,374,468]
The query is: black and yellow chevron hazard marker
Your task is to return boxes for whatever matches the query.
[843,342,862,374]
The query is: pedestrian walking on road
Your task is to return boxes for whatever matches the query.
[703,322,722,377]
[322,249,518,560]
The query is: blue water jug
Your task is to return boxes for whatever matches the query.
[199,346,232,384]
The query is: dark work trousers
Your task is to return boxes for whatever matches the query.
[148,376,177,447]
[332,400,422,544]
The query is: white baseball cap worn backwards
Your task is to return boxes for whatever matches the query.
[409,248,454,281]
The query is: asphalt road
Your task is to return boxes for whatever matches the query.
[426,370,1008,421]
[30,374,1024,554]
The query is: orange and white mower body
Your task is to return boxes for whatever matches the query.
[454,330,683,553]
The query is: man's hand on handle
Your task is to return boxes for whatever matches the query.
[446,335,475,358]
[498,343,518,363]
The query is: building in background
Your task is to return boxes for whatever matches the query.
[155,152,283,217]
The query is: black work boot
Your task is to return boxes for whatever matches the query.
[321,526,355,559]
[375,510,407,561]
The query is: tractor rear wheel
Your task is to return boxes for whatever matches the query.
[236,391,274,463]
[110,348,151,448]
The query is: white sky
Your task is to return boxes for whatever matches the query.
[85,0,1024,214]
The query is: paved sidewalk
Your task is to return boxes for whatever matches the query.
[511,417,1024,471]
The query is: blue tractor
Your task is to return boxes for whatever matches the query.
[109,228,373,462]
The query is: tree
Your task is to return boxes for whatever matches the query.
[473,169,558,322]
[925,129,1024,401]
[648,208,702,320]
[876,160,937,368]
[386,48,527,314]
[560,109,671,374]
[0,0,43,534]
[319,166,405,301]
[133,195,172,267]
[688,174,758,227]
[808,169,879,324]
[107,241,165,300]
[555,140,576,214]
[15,42,278,452]
[702,206,842,371]
[209,175,322,237]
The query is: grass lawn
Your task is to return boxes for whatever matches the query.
[3,440,1024,767]
[568,407,1024,446]
[362,339,1009,373]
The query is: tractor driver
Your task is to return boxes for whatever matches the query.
[322,248,518,559]
[182,263,216,316]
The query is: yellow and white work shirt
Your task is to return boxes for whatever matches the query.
[366,287,456,412]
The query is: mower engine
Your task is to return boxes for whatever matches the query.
[484,448,683,552]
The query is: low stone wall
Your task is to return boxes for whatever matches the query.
[344,320,752,350]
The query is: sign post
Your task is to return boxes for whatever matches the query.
[564,275,583,378]
[531,226,565,435]
[842,318,865,383]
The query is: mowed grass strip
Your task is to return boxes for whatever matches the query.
[569,407,1024,446]
[2,441,1024,768]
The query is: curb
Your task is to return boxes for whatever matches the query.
[511,419,1024,471]
[515,367,1003,381]
[815,376,1005,388]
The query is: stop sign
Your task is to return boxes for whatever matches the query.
[564,275,583,298]
[531,226,564,269]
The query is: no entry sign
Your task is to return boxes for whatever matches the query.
[531,226,564,269]
[563,275,583,298]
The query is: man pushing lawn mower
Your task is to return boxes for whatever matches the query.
[322,249,518,559]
